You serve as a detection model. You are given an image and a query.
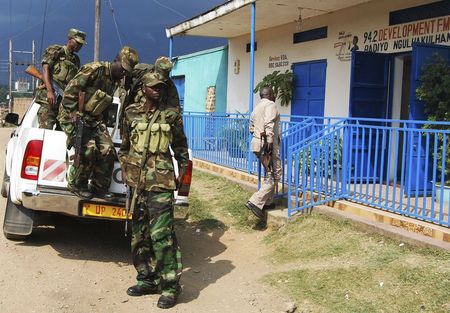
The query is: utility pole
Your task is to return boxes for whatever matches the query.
[9,40,12,113]
[31,40,36,91]
[94,0,101,61]
[8,40,36,113]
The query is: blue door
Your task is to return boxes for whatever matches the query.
[406,43,450,195]
[349,51,390,182]
[172,75,185,112]
[291,60,326,118]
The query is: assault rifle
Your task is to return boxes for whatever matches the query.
[25,64,64,98]
[73,92,85,168]
[260,132,273,175]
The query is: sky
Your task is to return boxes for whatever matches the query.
[0,0,227,85]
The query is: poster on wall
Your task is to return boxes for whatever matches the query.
[334,31,358,61]
[335,15,450,61]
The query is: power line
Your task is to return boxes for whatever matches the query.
[105,0,123,47]
[152,0,187,19]
[0,0,71,47]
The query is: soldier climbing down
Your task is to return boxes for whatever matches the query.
[58,46,139,200]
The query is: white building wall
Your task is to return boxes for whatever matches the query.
[227,0,448,116]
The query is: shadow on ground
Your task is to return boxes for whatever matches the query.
[12,212,235,304]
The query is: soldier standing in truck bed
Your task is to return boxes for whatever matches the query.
[36,28,86,129]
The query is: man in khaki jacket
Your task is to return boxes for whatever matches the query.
[246,86,282,219]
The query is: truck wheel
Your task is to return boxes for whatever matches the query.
[1,168,9,198]
[3,191,34,241]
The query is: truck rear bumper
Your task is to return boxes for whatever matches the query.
[22,188,126,217]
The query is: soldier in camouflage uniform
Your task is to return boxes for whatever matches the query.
[121,57,180,113]
[58,46,139,199]
[36,28,86,129]
[118,72,189,309]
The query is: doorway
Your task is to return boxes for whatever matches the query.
[291,60,327,118]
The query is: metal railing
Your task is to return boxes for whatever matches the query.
[183,112,450,227]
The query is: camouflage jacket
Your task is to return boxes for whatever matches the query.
[118,103,189,192]
[35,45,80,105]
[58,61,119,137]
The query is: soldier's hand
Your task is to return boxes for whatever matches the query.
[47,90,56,107]
[176,167,187,189]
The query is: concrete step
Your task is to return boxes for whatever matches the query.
[193,158,450,250]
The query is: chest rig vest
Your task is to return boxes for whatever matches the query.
[52,47,79,87]
[130,110,172,159]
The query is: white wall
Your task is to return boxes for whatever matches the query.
[227,0,448,117]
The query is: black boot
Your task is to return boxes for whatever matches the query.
[157,286,181,309]
[157,294,177,309]
[245,201,264,219]
[89,185,114,200]
[126,284,159,296]
[68,185,93,199]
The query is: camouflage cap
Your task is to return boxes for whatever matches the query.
[155,56,173,77]
[142,72,166,87]
[132,63,154,78]
[119,46,139,73]
[67,28,86,45]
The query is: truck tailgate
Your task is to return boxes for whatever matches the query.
[37,130,67,188]
[38,130,126,195]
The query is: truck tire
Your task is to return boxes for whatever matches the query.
[3,190,34,241]
[1,168,9,198]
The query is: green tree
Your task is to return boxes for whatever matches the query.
[416,54,450,185]
[254,70,293,106]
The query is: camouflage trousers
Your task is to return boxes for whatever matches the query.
[36,97,61,130]
[67,124,115,191]
[131,191,182,296]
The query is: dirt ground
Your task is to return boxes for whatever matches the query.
[0,128,290,313]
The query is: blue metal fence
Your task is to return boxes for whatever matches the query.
[183,112,450,227]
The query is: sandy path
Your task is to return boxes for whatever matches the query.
[0,128,288,313]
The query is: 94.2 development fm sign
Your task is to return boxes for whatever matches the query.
[362,16,450,53]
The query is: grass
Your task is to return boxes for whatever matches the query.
[263,214,450,313]
[186,170,256,230]
[188,169,450,313]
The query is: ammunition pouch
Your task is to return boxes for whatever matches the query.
[53,57,78,85]
[131,121,150,154]
[130,122,171,154]
[85,89,113,116]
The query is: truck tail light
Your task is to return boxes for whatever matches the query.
[178,160,193,197]
[21,140,43,180]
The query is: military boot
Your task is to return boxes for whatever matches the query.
[157,286,181,309]
[126,284,159,296]
[68,184,93,199]
[89,185,114,200]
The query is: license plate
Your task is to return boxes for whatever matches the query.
[82,203,131,220]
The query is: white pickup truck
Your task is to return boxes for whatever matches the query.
[2,98,192,240]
